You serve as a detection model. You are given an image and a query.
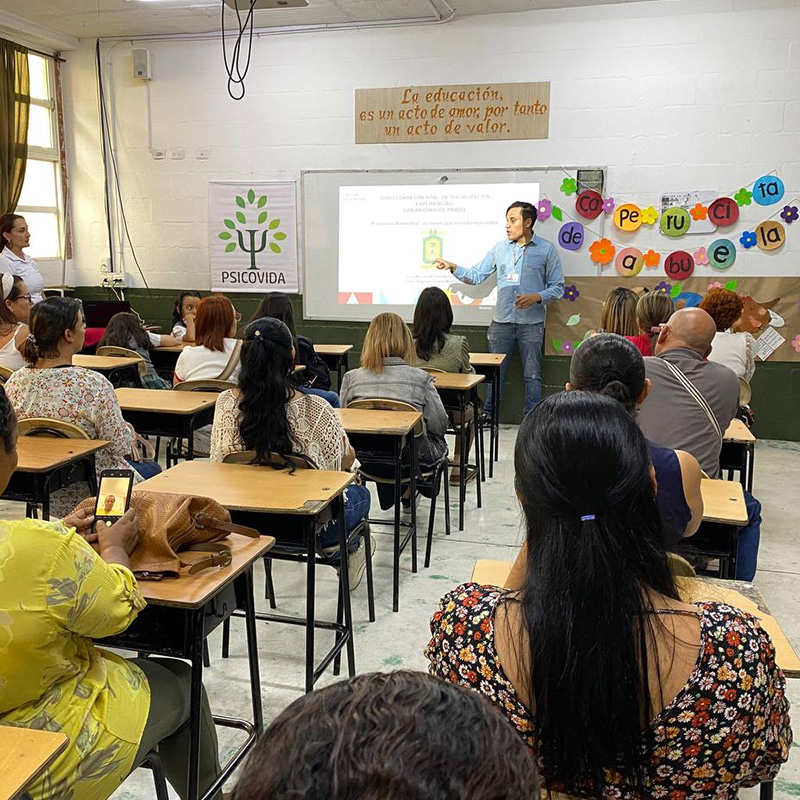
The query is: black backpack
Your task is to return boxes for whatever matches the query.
[294,335,331,391]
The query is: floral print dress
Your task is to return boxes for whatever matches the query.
[0,518,149,800]
[426,583,792,800]
[4,366,137,516]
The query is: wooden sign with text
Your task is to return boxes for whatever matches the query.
[355,82,550,144]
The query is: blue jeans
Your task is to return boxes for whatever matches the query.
[319,483,371,550]
[485,321,544,416]
[300,386,341,408]
[735,491,761,581]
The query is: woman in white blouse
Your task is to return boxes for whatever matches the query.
[174,294,241,383]
[0,274,29,370]
[699,289,756,383]
[0,214,45,304]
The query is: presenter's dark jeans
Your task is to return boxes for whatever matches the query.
[485,321,544,416]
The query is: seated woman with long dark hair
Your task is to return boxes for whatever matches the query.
[209,317,371,588]
[250,292,338,406]
[426,391,791,799]
[98,311,178,389]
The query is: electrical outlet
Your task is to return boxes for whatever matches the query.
[169,148,185,160]
[101,274,126,288]
[151,148,166,160]
[195,148,211,161]
[99,258,110,274]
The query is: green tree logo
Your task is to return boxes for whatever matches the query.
[218,189,287,269]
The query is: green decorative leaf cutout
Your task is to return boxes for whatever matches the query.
[258,211,268,225]
[725,279,739,291]
[273,232,287,241]
[235,196,245,208]
[670,282,682,299]
[247,189,256,204]
[566,313,581,326]
[258,195,267,207]
[218,231,232,240]
[552,206,563,222]
[224,242,236,253]
[224,219,235,230]
[269,219,281,230]
[269,243,282,254]
[236,211,246,224]
[552,338,562,352]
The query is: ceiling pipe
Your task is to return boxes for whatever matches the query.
[97,0,456,43]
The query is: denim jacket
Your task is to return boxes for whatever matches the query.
[340,357,449,438]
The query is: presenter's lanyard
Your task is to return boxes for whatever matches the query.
[512,243,527,269]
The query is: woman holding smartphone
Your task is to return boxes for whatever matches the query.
[0,388,222,800]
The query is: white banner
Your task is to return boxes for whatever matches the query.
[209,181,298,292]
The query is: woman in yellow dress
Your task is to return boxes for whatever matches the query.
[0,389,221,799]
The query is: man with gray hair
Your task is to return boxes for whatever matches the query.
[638,306,761,580]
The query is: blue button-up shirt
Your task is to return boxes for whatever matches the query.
[453,235,565,324]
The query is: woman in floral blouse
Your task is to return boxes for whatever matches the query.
[426,391,791,799]
[0,387,221,800]
[5,297,154,516]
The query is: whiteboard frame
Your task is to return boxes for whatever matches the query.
[300,166,607,324]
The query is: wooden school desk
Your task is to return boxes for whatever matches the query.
[337,407,424,611]
[73,354,142,387]
[722,419,756,493]
[136,460,356,694]
[687,479,748,579]
[430,372,485,531]
[99,532,273,800]
[1,438,108,519]
[469,353,506,477]
[115,388,219,467]
[0,726,68,800]
[316,344,353,389]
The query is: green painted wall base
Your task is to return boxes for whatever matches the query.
[76,287,800,441]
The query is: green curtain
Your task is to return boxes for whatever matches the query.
[0,38,30,214]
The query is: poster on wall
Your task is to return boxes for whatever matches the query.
[208,181,298,293]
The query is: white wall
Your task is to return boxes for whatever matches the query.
[60,0,800,290]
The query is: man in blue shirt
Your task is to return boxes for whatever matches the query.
[435,201,565,415]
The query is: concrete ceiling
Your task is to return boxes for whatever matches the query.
[1,0,655,41]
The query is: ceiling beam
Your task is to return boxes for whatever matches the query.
[0,9,80,53]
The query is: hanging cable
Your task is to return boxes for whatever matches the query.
[95,40,153,297]
[221,0,259,101]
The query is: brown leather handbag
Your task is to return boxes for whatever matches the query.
[72,491,259,579]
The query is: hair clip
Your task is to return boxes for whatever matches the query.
[580,514,596,522]
[26,333,37,345]
[254,329,262,337]
[650,325,662,334]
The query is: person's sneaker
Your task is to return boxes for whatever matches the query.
[348,532,377,592]
[401,491,420,515]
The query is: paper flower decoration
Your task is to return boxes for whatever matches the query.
[641,207,659,225]
[602,197,615,214]
[643,249,661,268]
[690,203,708,221]
[693,247,709,266]
[564,284,580,301]
[562,341,574,354]
[653,281,672,294]
[734,188,753,207]
[780,205,799,224]
[560,177,578,196]
[589,238,616,265]
[793,334,800,354]
[707,282,724,291]
[739,230,757,249]
[537,199,552,221]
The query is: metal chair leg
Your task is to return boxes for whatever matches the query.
[141,751,169,800]
[264,556,277,608]
[363,524,376,622]
[221,618,230,659]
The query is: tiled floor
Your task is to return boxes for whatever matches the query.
[13,428,792,799]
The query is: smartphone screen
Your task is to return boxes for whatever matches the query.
[93,470,135,531]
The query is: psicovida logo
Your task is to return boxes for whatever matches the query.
[218,189,287,269]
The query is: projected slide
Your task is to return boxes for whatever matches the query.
[338,183,539,308]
